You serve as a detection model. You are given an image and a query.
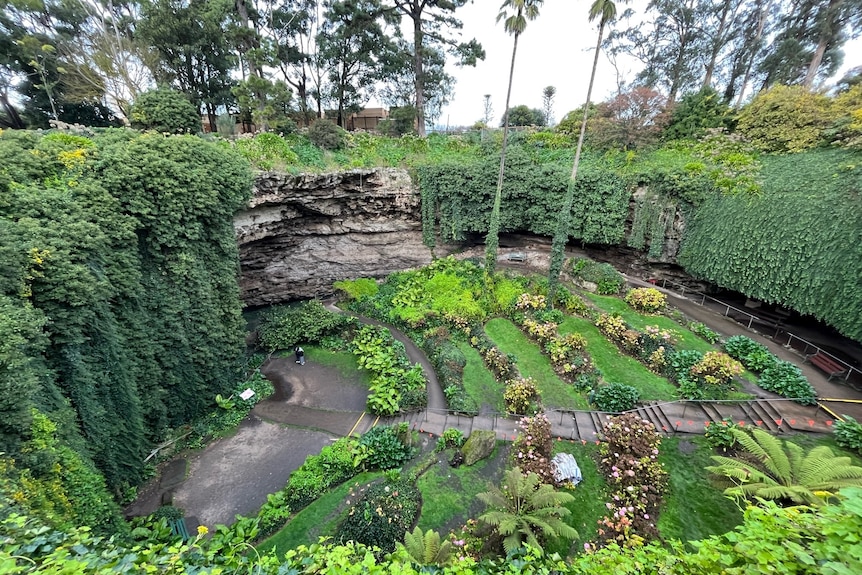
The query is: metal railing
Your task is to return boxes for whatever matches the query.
[649,277,860,383]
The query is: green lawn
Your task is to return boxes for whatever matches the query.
[549,441,608,554]
[657,437,742,542]
[559,316,678,401]
[485,318,589,410]
[416,443,506,533]
[457,340,505,412]
[257,472,381,556]
[583,293,716,354]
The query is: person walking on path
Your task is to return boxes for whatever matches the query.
[294,346,305,365]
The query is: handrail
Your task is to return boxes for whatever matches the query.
[409,396,825,421]
[648,277,860,382]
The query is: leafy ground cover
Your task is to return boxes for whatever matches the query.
[485,318,588,410]
[558,316,678,401]
[656,437,743,542]
[456,341,505,413]
[257,472,381,556]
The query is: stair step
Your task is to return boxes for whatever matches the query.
[648,402,678,433]
[758,400,793,433]
[635,406,663,434]
[745,401,780,433]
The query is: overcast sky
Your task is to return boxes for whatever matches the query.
[429,0,862,129]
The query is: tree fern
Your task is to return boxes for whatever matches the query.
[708,428,862,505]
[401,526,454,566]
[478,467,578,555]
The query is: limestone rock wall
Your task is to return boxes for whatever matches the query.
[236,168,446,306]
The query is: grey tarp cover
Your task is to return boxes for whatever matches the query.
[551,452,582,486]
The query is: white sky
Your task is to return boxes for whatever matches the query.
[429,0,862,129]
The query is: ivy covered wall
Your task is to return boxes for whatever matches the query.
[679,148,862,342]
[0,129,251,528]
[418,146,629,246]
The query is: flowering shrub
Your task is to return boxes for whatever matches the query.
[545,333,587,361]
[624,288,667,314]
[690,351,743,388]
[504,377,540,414]
[482,347,515,380]
[511,414,554,482]
[515,292,546,310]
[620,329,641,354]
[596,313,627,342]
[545,333,594,380]
[596,414,667,547]
[337,479,420,556]
[522,318,558,345]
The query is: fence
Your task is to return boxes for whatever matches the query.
[649,277,861,385]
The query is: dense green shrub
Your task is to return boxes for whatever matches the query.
[421,328,476,413]
[258,300,354,351]
[351,325,427,415]
[688,321,720,344]
[704,418,740,452]
[308,119,346,150]
[234,133,298,170]
[436,428,466,452]
[129,88,201,133]
[592,382,640,413]
[356,425,415,470]
[284,438,357,509]
[336,478,420,556]
[758,361,817,404]
[834,416,862,454]
[569,258,625,294]
[722,335,776,372]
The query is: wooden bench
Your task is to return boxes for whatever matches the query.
[807,352,848,381]
[506,252,527,263]
[169,517,190,541]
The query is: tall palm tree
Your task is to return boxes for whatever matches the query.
[547,0,626,305]
[706,427,862,505]
[478,467,578,555]
[484,0,544,279]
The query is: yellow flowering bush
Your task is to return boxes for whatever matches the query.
[625,288,667,314]
[690,351,743,387]
[504,377,540,414]
[596,313,627,342]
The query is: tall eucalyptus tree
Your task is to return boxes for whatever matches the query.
[385,0,483,136]
[484,0,543,278]
[548,0,626,303]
